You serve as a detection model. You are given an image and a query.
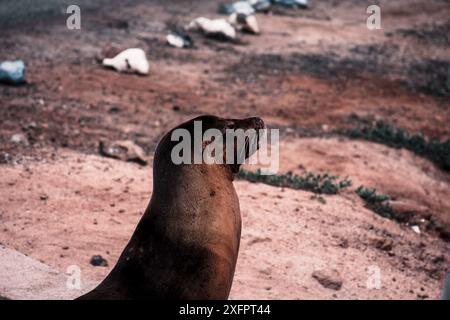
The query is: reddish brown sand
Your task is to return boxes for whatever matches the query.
[0,0,449,299]
[0,150,447,299]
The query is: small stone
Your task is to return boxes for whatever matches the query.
[90,255,108,267]
[11,133,29,146]
[312,269,343,291]
[411,225,421,234]
[39,194,49,201]
[109,106,121,113]
[166,31,194,49]
[248,237,272,246]
[0,60,26,84]
[372,237,394,251]
[339,239,349,249]
[99,140,148,165]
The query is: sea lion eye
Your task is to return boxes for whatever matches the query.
[225,121,236,129]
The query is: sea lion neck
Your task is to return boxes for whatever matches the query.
[152,162,235,194]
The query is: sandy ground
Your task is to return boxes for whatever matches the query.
[274,137,450,230]
[0,0,449,299]
[0,150,447,299]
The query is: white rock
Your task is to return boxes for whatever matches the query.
[296,0,309,7]
[166,32,193,48]
[11,133,28,145]
[166,34,185,48]
[245,15,260,34]
[411,225,421,235]
[228,13,260,34]
[102,48,150,75]
[188,17,236,40]
[232,1,255,15]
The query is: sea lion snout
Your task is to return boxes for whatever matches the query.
[216,116,265,174]
[245,117,265,131]
[234,116,266,152]
[253,117,265,130]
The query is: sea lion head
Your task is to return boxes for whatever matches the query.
[154,115,265,176]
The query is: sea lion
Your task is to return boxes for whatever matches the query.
[78,115,265,300]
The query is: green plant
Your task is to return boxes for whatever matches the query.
[355,186,394,218]
[346,120,450,170]
[237,169,352,194]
